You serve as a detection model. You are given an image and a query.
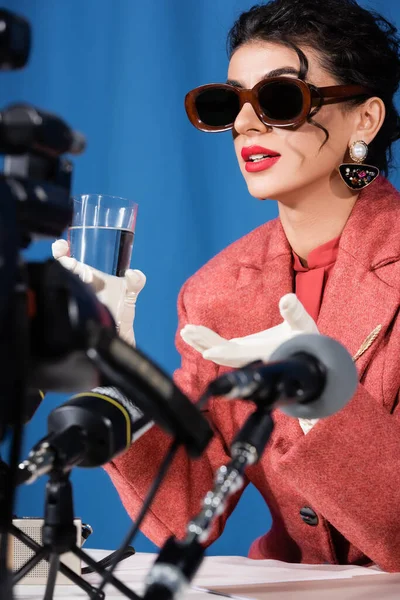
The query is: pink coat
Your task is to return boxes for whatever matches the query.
[105,176,400,571]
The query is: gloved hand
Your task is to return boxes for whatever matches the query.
[180,293,319,368]
[52,239,146,346]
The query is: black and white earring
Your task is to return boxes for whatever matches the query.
[339,140,379,190]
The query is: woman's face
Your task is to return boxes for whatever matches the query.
[228,42,360,202]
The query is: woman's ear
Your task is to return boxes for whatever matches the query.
[352,96,386,145]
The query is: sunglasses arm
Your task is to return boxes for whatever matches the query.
[315,84,370,107]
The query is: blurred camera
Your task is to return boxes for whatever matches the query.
[0,8,86,243]
[0,8,31,70]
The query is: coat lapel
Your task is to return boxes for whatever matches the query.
[317,177,400,379]
[216,217,294,339]
[317,254,399,379]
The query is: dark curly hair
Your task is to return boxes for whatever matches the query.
[227,0,400,175]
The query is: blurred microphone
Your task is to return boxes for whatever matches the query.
[0,103,86,156]
[17,387,153,484]
[207,334,358,419]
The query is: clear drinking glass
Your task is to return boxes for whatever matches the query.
[68,194,138,276]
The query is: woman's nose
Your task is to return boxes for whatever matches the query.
[233,102,271,136]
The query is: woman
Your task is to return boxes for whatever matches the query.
[54,0,400,571]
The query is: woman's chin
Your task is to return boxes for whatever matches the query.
[245,171,310,202]
[246,178,282,201]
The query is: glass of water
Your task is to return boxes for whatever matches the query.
[68,194,138,276]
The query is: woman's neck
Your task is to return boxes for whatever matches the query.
[277,177,359,262]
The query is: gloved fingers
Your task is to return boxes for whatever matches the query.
[57,255,105,291]
[203,343,257,368]
[87,270,107,293]
[52,239,70,259]
[52,239,105,291]
[231,323,283,345]
[180,324,228,353]
[57,255,91,281]
[124,269,147,300]
[114,270,146,344]
[117,302,138,347]
[279,293,319,333]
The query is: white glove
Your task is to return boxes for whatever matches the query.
[180,293,319,368]
[52,239,146,346]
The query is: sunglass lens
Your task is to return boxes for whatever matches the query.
[259,81,304,121]
[195,88,239,127]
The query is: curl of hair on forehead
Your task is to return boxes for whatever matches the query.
[277,39,330,147]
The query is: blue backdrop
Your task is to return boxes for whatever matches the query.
[2,0,400,555]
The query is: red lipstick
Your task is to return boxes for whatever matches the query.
[241,145,281,173]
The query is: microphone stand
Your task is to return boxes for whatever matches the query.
[11,469,141,600]
[144,408,274,600]
[7,318,212,600]
[0,257,32,599]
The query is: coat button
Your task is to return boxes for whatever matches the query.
[300,506,319,526]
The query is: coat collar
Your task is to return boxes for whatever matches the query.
[236,212,291,274]
[339,175,400,271]
[232,177,400,377]
[317,177,400,377]
[237,176,400,273]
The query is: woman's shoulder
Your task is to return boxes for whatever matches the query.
[347,177,400,257]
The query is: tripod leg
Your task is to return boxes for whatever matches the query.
[43,553,59,600]
[12,475,140,600]
[13,546,48,584]
[10,525,101,598]
[73,546,140,600]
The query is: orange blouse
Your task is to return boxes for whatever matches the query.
[292,236,341,321]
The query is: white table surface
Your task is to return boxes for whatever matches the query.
[13,549,400,600]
